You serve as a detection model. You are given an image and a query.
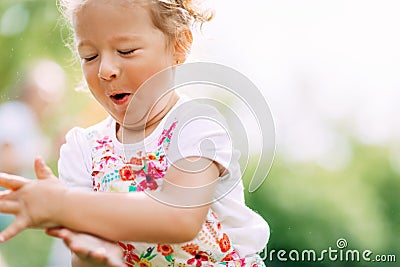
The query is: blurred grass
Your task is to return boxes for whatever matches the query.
[0,229,53,267]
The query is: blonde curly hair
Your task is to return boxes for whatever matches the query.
[58,0,213,58]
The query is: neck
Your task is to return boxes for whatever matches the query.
[116,92,179,143]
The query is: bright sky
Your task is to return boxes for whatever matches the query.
[189,0,400,170]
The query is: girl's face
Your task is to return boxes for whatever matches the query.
[73,0,177,128]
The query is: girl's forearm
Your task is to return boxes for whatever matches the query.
[58,189,207,243]
[57,158,218,243]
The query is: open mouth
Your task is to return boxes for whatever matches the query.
[110,93,131,105]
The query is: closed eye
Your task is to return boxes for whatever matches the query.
[118,49,136,56]
[83,55,98,62]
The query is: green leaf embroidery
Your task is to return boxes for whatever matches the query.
[147,253,157,261]
[165,254,174,262]
[144,247,155,258]
[129,185,137,192]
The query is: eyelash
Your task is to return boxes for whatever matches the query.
[82,50,136,62]
[83,55,98,62]
[118,49,136,55]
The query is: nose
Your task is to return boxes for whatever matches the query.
[98,54,120,80]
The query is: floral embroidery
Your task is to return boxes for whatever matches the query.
[182,243,199,256]
[187,251,211,267]
[119,165,136,181]
[218,233,231,253]
[130,157,144,167]
[221,251,240,262]
[137,175,158,191]
[86,120,262,266]
[158,120,178,146]
[95,136,113,152]
[138,258,152,267]
[139,247,157,265]
[157,244,175,263]
[118,242,140,266]
[157,244,174,256]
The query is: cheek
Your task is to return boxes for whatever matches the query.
[82,65,98,86]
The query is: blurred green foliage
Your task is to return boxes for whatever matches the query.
[0,0,68,99]
[243,142,400,266]
[0,1,399,267]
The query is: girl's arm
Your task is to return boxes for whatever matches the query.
[0,157,219,243]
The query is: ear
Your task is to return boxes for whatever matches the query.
[174,30,193,64]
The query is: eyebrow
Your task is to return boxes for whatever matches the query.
[77,35,144,48]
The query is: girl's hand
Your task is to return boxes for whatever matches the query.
[0,158,67,242]
[46,228,127,267]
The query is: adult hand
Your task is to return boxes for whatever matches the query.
[0,157,66,242]
[47,228,127,267]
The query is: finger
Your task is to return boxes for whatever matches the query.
[70,241,91,256]
[0,173,28,190]
[34,157,56,180]
[0,190,12,199]
[0,200,20,214]
[76,247,125,267]
[54,228,77,247]
[0,218,28,242]
[93,246,124,267]
[90,247,107,260]
[45,227,68,238]
[70,239,105,260]
[103,252,126,267]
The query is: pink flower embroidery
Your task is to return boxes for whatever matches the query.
[146,161,165,179]
[137,175,158,191]
[158,121,178,146]
[95,136,113,151]
[187,251,210,267]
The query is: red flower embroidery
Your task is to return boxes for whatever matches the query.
[118,242,140,265]
[221,253,235,262]
[157,244,174,256]
[219,233,231,253]
[119,165,136,181]
[147,153,157,160]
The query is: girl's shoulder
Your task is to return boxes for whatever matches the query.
[165,97,229,133]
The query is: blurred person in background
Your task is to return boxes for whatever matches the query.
[0,59,71,267]
[0,59,65,177]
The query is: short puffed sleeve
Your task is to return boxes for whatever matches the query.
[165,101,239,180]
[58,127,93,191]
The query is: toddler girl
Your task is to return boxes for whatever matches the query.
[0,0,269,266]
